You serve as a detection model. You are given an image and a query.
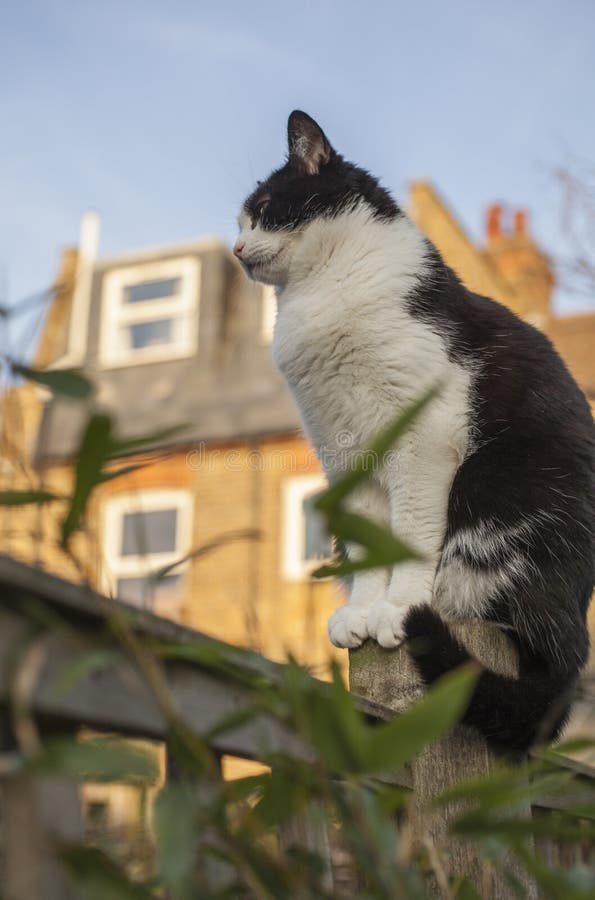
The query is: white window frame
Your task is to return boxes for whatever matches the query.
[101,489,193,606]
[99,257,200,367]
[281,475,331,580]
[261,286,277,343]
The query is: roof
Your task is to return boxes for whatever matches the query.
[36,241,301,463]
[546,312,595,399]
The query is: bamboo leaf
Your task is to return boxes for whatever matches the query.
[313,511,420,578]
[108,424,190,459]
[61,413,113,546]
[95,463,149,484]
[436,763,576,812]
[154,783,199,895]
[51,648,119,699]
[452,878,483,900]
[150,529,261,580]
[514,843,595,900]
[315,386,439,514]
[28,736,159,783]
[0,489,61,506]
[453,814,595,841]
[11,362,93,399]
[360,664,478,772]
[59,845,153,899]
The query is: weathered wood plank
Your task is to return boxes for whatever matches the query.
[0,606,311,763]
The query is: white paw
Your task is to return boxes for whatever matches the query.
[328,605,370,649]
[366,602,408,648]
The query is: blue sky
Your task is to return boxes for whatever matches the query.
[2,0,595,352]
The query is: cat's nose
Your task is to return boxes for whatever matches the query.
[233,241,245,259]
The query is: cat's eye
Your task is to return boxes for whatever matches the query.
[255,197,270,217]
[250,196,270,229]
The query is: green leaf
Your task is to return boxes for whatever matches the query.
[359,664,478,772]
[279,658,367,771]
[51,648,119,699]
[223,773,269,806]
[436,764,577,814]
[149,529,261,581]
[367,780,410,815]
[204,702,270,742]
[61,413,113,546]
[11,362,93,398]
[157,636,276,688]
[514,843,595,900]
[435,758,543,807]
[108,424,190,459]
[95,463,149,484]
[154,783,199,894]
[454,814,595,841]
[328,660,367,753]
[59,845,153,900]
[452,877,482,900]
[28,736,159,783]
[252,766,312,828]
[313,511,420,578]
[315,386,440,514]
[0,489,61,506]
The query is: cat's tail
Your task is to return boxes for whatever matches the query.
[403,605,578,754]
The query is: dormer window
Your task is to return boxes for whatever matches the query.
[99,257,200,366]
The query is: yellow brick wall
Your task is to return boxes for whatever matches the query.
[4,437,342,671]
[97,437,343,671]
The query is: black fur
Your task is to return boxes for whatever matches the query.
[403,258,595,751]
[410,256,594,661]
[404,605,577,754]
[244,110,399,230]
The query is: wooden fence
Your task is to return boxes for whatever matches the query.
[0,553,593,899]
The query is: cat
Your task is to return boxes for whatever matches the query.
[235,110,595,753]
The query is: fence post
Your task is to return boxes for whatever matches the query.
[349,621,538,899]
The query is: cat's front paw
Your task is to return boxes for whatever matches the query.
[366,602,408,648]
[328,605,370,648]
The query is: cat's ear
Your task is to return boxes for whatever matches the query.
[287,110,332,175]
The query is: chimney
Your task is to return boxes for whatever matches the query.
[483,202,553,321]
[486,204,502,242]
[514,209,527,237]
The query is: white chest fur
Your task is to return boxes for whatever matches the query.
[273,208,471,471]
[272,206,474,650]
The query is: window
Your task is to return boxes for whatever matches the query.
[261,286,277,343]
[102,490,192,615]
[86,801,109,829]
[281,475,333,580]
[99,257,200,366]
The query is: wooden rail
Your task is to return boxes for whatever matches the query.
[0,554,593,898]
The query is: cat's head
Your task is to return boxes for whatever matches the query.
[235,111,399,285]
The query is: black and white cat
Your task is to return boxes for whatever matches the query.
[235,111,595,752]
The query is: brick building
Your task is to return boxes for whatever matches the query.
[2,183,595,678]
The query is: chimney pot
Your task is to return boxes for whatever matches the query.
[514,209,527,236]
[487,204,502,242]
